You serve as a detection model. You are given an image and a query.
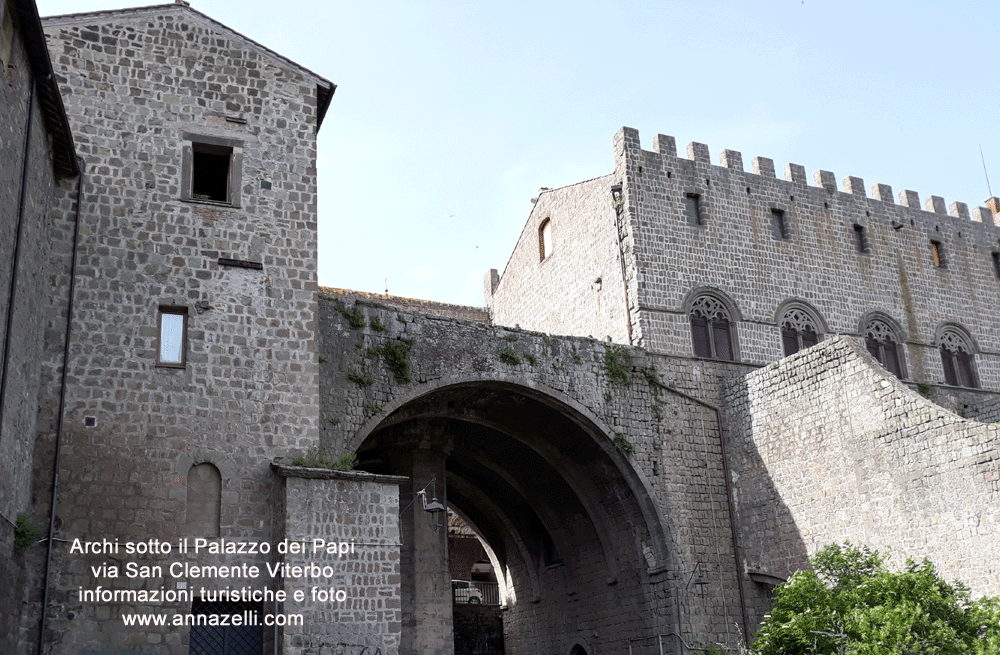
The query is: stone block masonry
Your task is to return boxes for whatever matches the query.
[726,335,1000,627]
[275,466,406,655]
[489,126,1000,397]
[23,5,331,653]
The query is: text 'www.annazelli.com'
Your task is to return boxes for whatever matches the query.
[122,612,303,627]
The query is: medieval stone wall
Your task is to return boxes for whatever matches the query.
[613,127,1000,384]
[0,3,76,648]
[25,6,327,653]
[486,175,631,344]
[725,336,1000,627]
[488,127,1000,399]
[277,467,404,655]
[318,292,756,653]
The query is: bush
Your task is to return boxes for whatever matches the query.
[752,542,1000,655]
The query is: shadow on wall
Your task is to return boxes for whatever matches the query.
[725,334,1000,634]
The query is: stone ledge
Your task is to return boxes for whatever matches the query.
[272,459,408,484]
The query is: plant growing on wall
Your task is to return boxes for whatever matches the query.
[604,344,632,386]
[14,514,41,551]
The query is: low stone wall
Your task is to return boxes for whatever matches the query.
[726,336,1000,625]
[276,465,406,655]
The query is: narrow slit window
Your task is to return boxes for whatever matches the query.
[157,307,187,367]
[853,224,869,253]
[684,194,702,226]
[771,209,788,240]
[991,252,1000,279]
[931,240,944,268]
[539,219,553,261]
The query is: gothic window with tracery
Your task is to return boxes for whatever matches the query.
[690,295,734,360]
[864,319,904,378]
[938,328,977,388]
[780,308,819,356]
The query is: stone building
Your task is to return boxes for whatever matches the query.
[0,0,77,646]
[486,127,1000,413]
[2,1,999,654]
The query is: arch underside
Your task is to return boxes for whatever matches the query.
[354,380,673,650]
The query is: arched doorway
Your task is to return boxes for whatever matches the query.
[351,379,674,654]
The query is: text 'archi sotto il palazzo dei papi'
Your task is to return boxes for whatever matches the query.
[2,1,1000,654]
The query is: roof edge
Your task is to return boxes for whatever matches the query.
[14,0,78,176]
[42,3,335,129]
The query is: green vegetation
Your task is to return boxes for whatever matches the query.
[14,514,41,551]
[336,305,366,329]
[290,448,358,471]
[379,339,414,383]
[613,432,634,457]
[641,365,660,385]
[524,353,537,366]
[753,542,1000,655]
[347,371,372,386]
[365,404,385,415]
[604,344,632,386]
[369,316,387,332]
[499,348,521,366]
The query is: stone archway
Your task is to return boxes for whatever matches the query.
[351,379,675,655]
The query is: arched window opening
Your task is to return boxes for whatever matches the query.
[864,319,904,379]
[938,329,978,388]
[539,218,553,261]
[780,308,820,356]
[186,463,221,536]
[690,295,733,360]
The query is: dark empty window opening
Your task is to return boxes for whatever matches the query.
[684,194,702,226]
[931,240,945,268]
[853,224,869,253]
[771,209,788,240]
[991,252,1000,279]
[192,144,232,202]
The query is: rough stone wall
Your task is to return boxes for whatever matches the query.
[318,292,753,652]
[323,287,488,324]
[486,175,632,343]
[0,8,67,650]
[613,127,1000,387]
[490,127,1000,396]
[277,467,404,655]
[25,6,325,653]
[725,336,1000,627]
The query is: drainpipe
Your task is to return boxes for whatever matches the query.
[650,379,750,647]
[611,183,633,345]
[37,155,85,655]
[0,79,36,440]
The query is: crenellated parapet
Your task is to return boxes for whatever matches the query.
[618,126,997,227]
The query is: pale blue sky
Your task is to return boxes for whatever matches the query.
[36,0,1000,307]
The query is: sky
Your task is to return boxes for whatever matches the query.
[35,0,1000,307]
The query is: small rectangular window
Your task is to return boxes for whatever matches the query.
[181,135,243,207]
[684,194,702,226]
[157,307,187,367]
[770,209,788,240]
[991,252,1000,279]
[931,241,944,268]
[853,224,869,253]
